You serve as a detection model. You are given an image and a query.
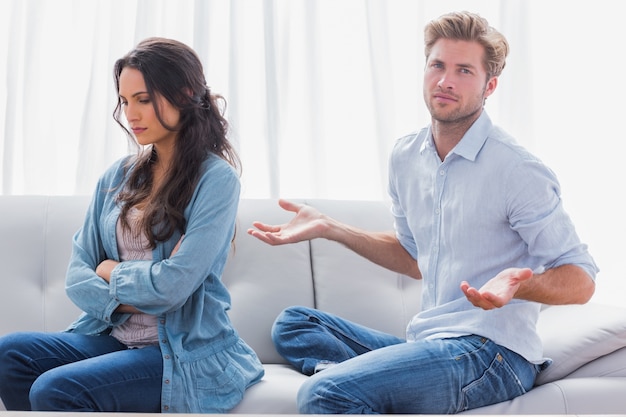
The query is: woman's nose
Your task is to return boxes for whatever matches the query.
[124,104,138,121]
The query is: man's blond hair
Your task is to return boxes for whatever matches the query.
[424,11,509,79]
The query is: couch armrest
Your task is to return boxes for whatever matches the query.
[536,302,626,384]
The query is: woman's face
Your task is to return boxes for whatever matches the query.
[118,67,181,150]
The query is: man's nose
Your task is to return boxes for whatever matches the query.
[437,71,454,89]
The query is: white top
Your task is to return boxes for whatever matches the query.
[110,206,159,348]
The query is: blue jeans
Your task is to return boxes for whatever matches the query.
[0,331,163,411]
[272,306,539,414]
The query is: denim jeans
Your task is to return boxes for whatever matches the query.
[0,331,163,411]
[272,306,539,414]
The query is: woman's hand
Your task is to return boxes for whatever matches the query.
[96,259,141,313]
[171,235,184,257]
[96,259,120,283]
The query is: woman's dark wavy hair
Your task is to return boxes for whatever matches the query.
[112,37,241,248]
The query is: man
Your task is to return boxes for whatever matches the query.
[248,11,598,414]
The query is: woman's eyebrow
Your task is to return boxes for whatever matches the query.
[118,91,149,99]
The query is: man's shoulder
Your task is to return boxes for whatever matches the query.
[397,127,428,143]
[484,126,539,163]
[392,127,429,154]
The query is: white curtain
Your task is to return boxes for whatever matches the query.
[0,0,524,198]
[1,0,624,306]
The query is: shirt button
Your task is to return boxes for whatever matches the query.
[439,170,445,175]
[163,405,169,411]
[164,379,170,384]
[164,355,170,360]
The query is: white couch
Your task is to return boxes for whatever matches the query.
[1,195,626,414]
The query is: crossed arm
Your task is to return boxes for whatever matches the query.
[95,236,185,314]
[248,199,595,310]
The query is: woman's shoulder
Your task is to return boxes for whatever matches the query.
[94,155,134,190]
[193,154,240,200]
[199,153,239,180]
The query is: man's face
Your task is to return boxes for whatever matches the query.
[423,39,497,124]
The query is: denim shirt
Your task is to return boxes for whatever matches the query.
[64,154,264,412]
[389,111,598,363]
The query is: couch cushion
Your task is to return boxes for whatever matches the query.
[0,196,87,334]
[535,303,626,385]
[460,377,626,414]
[565,345,626,378]
[230,364,306,414]
[304,199,422,338]
[224,199,316,364]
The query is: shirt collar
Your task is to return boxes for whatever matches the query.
[419,111,493,162]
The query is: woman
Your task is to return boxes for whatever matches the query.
[0,37,263,413]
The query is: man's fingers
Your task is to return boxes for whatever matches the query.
[247,228,295,246]
[250,221,282,233]
[460,281,499,310]
[278,199,302,213]
[247,229,279,245]
[516,268,534,281]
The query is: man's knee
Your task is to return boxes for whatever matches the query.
[297,374,327,414]
[271,305,312,343]
[297,373,372,414]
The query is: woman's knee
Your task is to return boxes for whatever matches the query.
[0,331,33,352]
[29,370,74,411]
[29,366,97,411]
[0,334,17,371]
[0,332,37,375]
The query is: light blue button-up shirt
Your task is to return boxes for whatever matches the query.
[388,111,598,363]
[64,153,264,412]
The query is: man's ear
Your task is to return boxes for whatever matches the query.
[484,76,498,100]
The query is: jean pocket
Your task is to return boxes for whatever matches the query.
[459,351,528,412]
[190,359,246,412]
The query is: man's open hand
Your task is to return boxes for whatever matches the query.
[247,199,327,245]
[461,267,533,310]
